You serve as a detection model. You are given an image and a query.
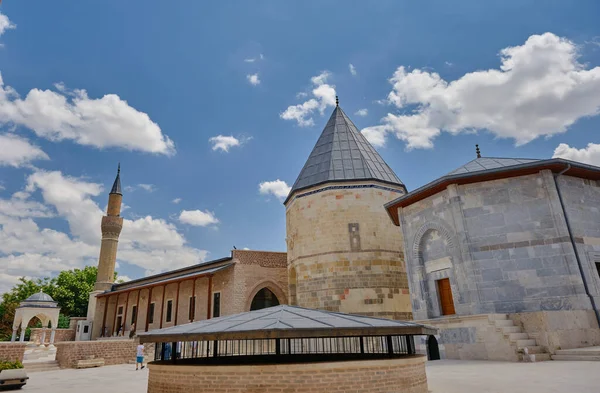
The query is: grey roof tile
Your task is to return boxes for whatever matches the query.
[288,106,403,198]
[110,164,122,195]
[447,157,541,176]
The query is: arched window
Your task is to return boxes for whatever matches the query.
[289,267,297,306]
[250,288,280,311]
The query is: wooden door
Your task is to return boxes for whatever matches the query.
[437,278,456,315]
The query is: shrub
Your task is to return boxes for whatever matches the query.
[0,360,23,371]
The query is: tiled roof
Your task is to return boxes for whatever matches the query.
[447,157,540,175]
[138,305,436,342]
[110,164,122,195]
[287,106,403,200]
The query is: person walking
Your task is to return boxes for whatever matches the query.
[136,343,145,370]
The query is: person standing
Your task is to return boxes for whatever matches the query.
[136,343,145,370]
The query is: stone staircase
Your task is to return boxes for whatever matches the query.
[551,346,600,361]
[490,314,551,362]
[23,360,61,373]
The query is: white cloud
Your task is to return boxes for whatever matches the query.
[178,210,219,227]
[0,12,16,37]
[0,133,49,167]
[247,73,260,86]
[553,143,600,166]
[0,170,210,285]
[117,275,132,283]
[349,64,357,76]
[209,135,245,152]
[361,126,389,148]
[0,73,175,155]
[355,109,368,117]
[363,33,600,150]
[281,71,336,127]
[259,179,291,200]
[172,198,182,204]
[125,183,157,193]
[244,54,264,63]
[444,61,453,67]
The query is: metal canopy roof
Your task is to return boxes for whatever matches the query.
[110,164,122,195]
[138,305,436,343]
[447,157,540,175]
[285,106,404,203]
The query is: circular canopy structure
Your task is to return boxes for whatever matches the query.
[11,291,60,344]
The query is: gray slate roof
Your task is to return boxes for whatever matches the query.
[110,164,122,195]
[287,106,404,201]
[138,305,436,342]
[25,292,54,302]
[447,157,540,176]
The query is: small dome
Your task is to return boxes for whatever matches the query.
[25,291,54,302]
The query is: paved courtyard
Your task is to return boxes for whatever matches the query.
[21,360,600,393]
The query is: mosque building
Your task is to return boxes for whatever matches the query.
[87,100,600,361]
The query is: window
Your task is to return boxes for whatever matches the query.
[148,303,155,324]
[596,262,600,279]
[117,306,123,315]
[213,293,221,318]
[83,325,89,334]
[131,305,137,325]
[188,296,196,320]
[166,300,173,323]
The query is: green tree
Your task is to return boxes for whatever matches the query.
[0,266,120,340]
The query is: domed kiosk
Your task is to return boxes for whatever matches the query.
[11,291,60,346]
[138,305,435,393]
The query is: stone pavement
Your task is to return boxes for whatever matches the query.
[21,360,600,393]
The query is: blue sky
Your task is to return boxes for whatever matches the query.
[1,1,600,292]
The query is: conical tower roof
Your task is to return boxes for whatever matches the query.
[110,163,122,195]
[285,105,404,203]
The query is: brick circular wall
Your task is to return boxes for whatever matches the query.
[286,183,411,320]
[148,355,428,393]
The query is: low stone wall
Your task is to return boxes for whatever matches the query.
[509,310,600,353]
[147,356,427,393]
[30,328,75,344]
[416,314,520,361]
[55,340,155,369]
[0,342,26,362]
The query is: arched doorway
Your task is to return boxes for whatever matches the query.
[250,288,280,311]
[427,335,440,361]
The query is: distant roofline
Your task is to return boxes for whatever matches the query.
[284,178,408,205]
[385,158,600,226]
[111,255,233,291]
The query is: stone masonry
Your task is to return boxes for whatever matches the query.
[55,340,154,369]
[147,356,427,393]
[0,342,26,362]
[286,181,412,320]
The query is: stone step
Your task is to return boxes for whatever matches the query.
[555,347,600,357]
[494,320,515,327]
[23,360,60,373]
[488,314,508,321]
[551,354,600,361]
[500,326,522,334]
[517,339,537,347]
[522,353,552,362]
[508,333,530,341]
[521,346,546,354]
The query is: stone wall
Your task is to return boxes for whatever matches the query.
[55,340,155,368]
[398,171,593,320]
[147,356,427,393]
[286,181,411,320]
[510,310,600,352]
[30,328,75,344]
[0,342,26,362]
[92,251,290,339]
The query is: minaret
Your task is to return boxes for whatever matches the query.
[94,164,124,291]
[285,99,412,320]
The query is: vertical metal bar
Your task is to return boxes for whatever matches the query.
[134,289,141,328]
[145,287,153,332]
[276,339,281,355]
[172,342,177,364]
[408,336,415,355]
[360,336,365,354]
[213,340,218,357]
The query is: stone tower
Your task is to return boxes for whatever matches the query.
[285,101,412,320]
[94,165,124,291]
